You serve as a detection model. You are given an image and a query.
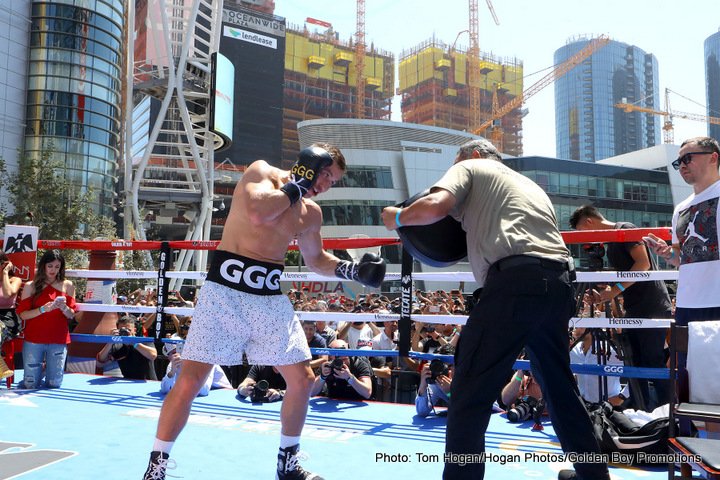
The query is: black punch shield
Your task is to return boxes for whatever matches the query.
[396,189,467,267]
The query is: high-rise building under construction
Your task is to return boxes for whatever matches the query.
[705,30,720,142]
[282,22,395,167]
[397,38,524,156]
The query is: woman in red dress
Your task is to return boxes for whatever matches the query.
[16,250,77,388]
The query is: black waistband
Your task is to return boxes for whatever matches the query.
[492,255,573,274]
[206,250,284,295]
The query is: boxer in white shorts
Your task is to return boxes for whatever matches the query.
[182,251,310,367]
[143,144,386,480]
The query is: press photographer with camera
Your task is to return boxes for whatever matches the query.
[570,205,672,410]
[310,339,373,400]
[96,315,157,380]
[416,347,454,417]
[500,364,547,421]
[237,365,287,403]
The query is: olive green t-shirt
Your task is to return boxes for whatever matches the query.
[432,159,569,286]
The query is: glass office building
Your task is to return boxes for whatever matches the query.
[505,156,673,269]
[0,0,32,180]
[555,38,660,162]
[24,0,123,216]
[705,31,720,141]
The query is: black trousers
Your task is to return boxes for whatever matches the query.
[443,260,610,480]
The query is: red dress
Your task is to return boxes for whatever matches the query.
[16,285,77,345]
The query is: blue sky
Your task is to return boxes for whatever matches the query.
[275,0,719,157]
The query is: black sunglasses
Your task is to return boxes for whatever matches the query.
[672,151,713,170]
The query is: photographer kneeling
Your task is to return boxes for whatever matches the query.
[500,367,547,425]
[310,339,373,400]
[237,365,287,403]
[416,352,454,417]
[96,316,157,380]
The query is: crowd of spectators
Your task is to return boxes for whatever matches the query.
[13,275,650,419]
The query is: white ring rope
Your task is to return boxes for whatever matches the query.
[73,302,672,329]
[68,261,677,330]
[66,269,679,282]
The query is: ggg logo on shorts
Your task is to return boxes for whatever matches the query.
[220,259,282,290]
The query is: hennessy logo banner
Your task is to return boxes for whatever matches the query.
[3,225,39,281]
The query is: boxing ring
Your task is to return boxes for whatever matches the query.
[0,230,676,479]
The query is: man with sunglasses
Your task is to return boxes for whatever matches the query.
[645,136,720,329]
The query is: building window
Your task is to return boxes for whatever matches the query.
[319,200,390,226]
[335,166,394,189]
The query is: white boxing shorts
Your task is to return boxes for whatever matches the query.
[181,251,311,366]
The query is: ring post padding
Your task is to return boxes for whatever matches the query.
[398,248,413,357]
[155,242,171,340]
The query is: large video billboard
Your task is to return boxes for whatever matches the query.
[219,6,285,167]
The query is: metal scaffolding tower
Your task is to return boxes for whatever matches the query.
[124,0,224,284]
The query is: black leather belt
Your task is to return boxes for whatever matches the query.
[492,255,571,273]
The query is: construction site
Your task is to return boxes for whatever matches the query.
[282,20,395,165]
[397,37,524,156]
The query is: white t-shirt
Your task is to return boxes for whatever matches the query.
[372,330,398,351]
[672,179,720,308]
[346,324,374,350]
[570,342,623,403]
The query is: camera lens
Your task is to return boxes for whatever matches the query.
[428,359,449,383]
[251,380,269,402]
[118,327,131,337]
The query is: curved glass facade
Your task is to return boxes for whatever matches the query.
[24,0,123,216]
[705,31,720,141]
[555,38,660,162]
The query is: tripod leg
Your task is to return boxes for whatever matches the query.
[614,330,647,411]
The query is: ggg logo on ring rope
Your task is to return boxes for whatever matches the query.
[603,365,624,375]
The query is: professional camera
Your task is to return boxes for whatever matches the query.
[118,327,131,337]
[324,358,345,380]
[250,379,269,402]
[427,359,449,384]
[507,395,541,423]
[582,243,606,271]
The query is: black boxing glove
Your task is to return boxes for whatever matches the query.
[335,253,386,288]
[280,146,333,205]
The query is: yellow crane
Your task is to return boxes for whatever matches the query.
[615,88,720,144]
[468,0,500,131]
[354,0,366,118]
[474,34,611,152]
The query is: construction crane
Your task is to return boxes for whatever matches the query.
[615,88,720,144]
[474,34,611,151]
[468,0,500,131]
[354,0,366,118]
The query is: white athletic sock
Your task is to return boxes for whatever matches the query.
[153,438,175,454]
[279,434,300,449]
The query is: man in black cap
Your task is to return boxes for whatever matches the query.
[381,138,609,480]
